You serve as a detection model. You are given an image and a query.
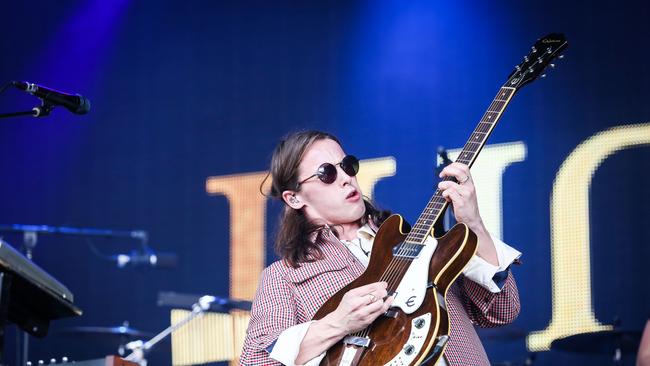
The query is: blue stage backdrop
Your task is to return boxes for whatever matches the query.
[1,1,648,365]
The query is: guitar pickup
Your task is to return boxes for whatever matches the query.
[392,242,424,259]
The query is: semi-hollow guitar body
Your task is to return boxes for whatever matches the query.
[314,216,477,366]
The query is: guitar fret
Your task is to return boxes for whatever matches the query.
[457,151,474,161]
[469,132,487,142]
[410,227,429,233]
[482,114,501,122]
[418,213,439,221]
[407,233,426,241]
[491,99,507,108]
[408,85,516,249]
[476,123,494,133]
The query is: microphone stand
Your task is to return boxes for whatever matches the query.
[435,146,456,234]
[124,296,217,365]
[0,79,55,119]
[0,104,54,119]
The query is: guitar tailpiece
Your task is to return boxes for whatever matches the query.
[420,335,450,365]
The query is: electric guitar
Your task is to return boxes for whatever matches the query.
[313,33,568,366]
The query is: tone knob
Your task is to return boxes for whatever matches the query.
[414,318,426,329]
[404,344,415,355]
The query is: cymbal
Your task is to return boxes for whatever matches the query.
[551,330,642,354]
[56,325,154,339]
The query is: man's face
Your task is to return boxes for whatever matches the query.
[293,139,365,226]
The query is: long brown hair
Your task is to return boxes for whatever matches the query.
[266,130,390,268]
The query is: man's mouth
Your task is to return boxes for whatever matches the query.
[346,190,360,200]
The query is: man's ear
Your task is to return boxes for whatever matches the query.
[282,190,304,209]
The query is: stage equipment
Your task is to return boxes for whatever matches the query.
[156,292,251,365]
[157,291,251,312]
[0,224,171,364]
[0,239,81,363]
[312,33,568,366]
[124,295,217,366]
[551,329,642,365]
[112,250,178,269]
[12,81,90,115]
[0,81,90,119]
[0,224,176,269]
[56,321,155,357]
[58,324,154,339]
[27,355,139,366]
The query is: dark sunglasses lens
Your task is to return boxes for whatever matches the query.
[341,155,359,177]
[317,163,337,184]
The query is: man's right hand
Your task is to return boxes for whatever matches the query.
[323,281,394,335]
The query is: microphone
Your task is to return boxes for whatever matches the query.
[113,250,178,269]
[435,146,453,175]
[12,81,91,115]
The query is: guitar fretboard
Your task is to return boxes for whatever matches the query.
[405,86,516,244]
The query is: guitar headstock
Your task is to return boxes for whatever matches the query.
[507,33,568,90]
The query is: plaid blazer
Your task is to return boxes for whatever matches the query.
[240,229,520,366]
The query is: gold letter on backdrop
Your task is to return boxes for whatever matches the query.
[443,141,527,238]
[206,172,270,301]
[527,123,650,351]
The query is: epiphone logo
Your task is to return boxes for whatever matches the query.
[542,38,561,43]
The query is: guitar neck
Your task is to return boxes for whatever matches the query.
[405,86,517,244]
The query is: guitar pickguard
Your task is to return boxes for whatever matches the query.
[384,313,432,366]
[390,236,437,314]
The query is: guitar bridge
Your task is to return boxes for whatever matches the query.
[383,308,399,318]
[343,336,371,348]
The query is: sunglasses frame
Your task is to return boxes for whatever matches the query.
[295,155,359,190]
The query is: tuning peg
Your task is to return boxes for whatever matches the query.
[531,46,537,53]
[524,56,529,62]
[550,63,556,68]
[558,55,565,59]
[515,65,521,71]
[541,74,547,78]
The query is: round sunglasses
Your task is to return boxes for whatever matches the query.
[295,155,359,190]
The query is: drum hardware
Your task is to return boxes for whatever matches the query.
[124,295,217,366]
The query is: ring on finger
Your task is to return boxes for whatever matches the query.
[367,293,377,304]
[459,175,470,184]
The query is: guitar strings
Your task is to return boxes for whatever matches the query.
[378,92,506,290]
[354,88,511,341]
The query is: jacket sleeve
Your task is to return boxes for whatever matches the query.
[459,270,520,328]
[240,265,297,365]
